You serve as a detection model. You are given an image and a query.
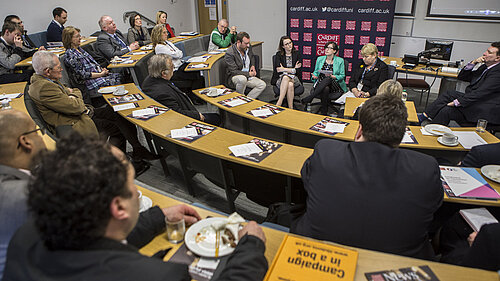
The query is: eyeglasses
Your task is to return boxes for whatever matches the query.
[326,46,336,50]
[17,126,45,148]
[284,42,293,46]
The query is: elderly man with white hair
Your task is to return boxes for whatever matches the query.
[208,18,237,52]
[96,15,139,61]
[28,50,158,173]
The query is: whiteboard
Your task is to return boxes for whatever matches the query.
[427,0,500,19]
[396,0,415,16]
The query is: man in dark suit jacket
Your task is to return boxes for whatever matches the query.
[142,54,220,126]
[224,32,265,99]
[460,143,500,168]
[0,109,47,279]
[96,15,139,62]
[423,42,500,126]
[3,15,36,48]
[46,7,67,42]
[292,94,443,259]
[3,133,268,281]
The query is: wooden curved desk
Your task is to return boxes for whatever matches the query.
[193,86,500,156]
[138,185,498,281]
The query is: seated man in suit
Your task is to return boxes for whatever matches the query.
[29,51,158,170]
[46,7,67,43]
[0,109,47,279]
[460,143,500,168]
[4,15,36,49]
[421,42,500,127]
[208,19,236,52]
[3,133,268,281]
[292,94,443,259]
[96,15,139,62]
[142,54,220,126]
[224,32,265,99]
[0,22,37,84]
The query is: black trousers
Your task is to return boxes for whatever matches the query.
[202,113,221,126]
[0,72,31,84]
[92,105,141,152]
[302,77,342,115]
[171,63,205,91]
[425,90,472,126]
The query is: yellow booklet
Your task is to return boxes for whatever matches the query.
[264,235,358,281]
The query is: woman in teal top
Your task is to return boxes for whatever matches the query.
[301,41,347,115]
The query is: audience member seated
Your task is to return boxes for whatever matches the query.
[0,109,47,279]
[0,22,37,84]
[127,13,151,47]
[28,51,157,169]
[208,19,236,52]
[291,94,443,259]
[96,15,139,62]
[270,36,302,109]
[301,41,346,115]
[439,213,500,271]
[459,143,500,168]
[348,43,388,99]
[151,24,203,92]
[351,79,403,120]
[156,11,175,38]
[2,133,268,281]
[4,15,35,49]
[63,26,121,105]
[46,7,67,43]
[142,54,220,126]
[420,42,500,127]
[224,32,265,99]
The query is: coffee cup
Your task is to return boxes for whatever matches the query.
[390,60,397,66]
[442,132,458,144]
[115,85,125,95]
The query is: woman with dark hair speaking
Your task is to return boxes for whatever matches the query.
[271,36,302,109]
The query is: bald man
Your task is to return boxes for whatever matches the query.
[0,109,46,279]
[208,19,236,52]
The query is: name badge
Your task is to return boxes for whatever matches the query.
[357,82,364,91]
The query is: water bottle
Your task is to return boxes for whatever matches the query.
[401,90,407,102]
[459,59,465,71]
[1,98,12,110]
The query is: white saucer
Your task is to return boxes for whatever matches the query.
[437,136,459,147]
[481,165,500,184]
[424,124,452,136]
[98,87,116,94]
[113,90,129,96]
[139,195,152,212]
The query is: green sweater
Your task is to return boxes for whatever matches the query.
[312,55,347,92]
[208,27,236,51]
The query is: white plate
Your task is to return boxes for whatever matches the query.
[139,195,152,212]
[424,124,452,136]
[185,217,236,258]
[98,87,117,94]
[481,165,500,184]
[113,90,129,96]
[437,136,459,147]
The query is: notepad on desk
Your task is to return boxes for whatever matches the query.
[459,208,498,232]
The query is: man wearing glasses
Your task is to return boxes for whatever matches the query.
[0,109,46,279]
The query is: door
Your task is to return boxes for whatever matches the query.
[197,0,228,35]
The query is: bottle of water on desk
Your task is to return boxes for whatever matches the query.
[402,90,407,102]
[1,98,12,110]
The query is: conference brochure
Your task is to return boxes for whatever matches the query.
[218,95,253,108]
[229,138,282,163]
[168,122,216,143]
[126,105,170,121]
[364,265,440,281]
[440,166,500,199]
[107,93,145,105]
[309,117,350,136]
[247,104,284,119]
[264,235,358,281]
[401,127,419,144]
[199,87,234,97]
[169,243,221,281]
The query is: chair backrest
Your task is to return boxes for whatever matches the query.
[23,82,58,140]
[133,52,154,88]
[27,31,47,48]
[201,35,210,51]
[387,64,397,80]
[183,37,204,57]
[58,55,71,88]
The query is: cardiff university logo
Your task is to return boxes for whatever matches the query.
[290,32,299,41]
[317,19,327,29]
[345,35,355,45]
[331,20,341,30]
[290,19,299,28]
[377,22,387,32]
[302,59,311,68]
[304,19,313,28]
[361,21,372,31]
[375,37,386,46]
[360,36,370,45]
[346,20,356,30]
[303,46,312,55]
[302,72,311,80]
[303,33,313,42]
[344,49,353,58]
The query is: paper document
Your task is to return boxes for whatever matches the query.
[325,123,346,133]
[228,143,263,157]
[334,91,355,104]
[0,93,22,99]
[225,99,247,107]
[113,103,137,111]
[251,109,273,117]
[132,108,156,117]
[132,51,147,55]
[170,127,198,139]
[188,63,208,69]
[187,56,210,63]
[440,166,499,198]
[197,258,220,270]
[453,131,487,149]
[459,208,498,232]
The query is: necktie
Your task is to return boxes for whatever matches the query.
[114,34,126,48]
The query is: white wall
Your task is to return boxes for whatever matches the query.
[228,0,498,70]
[0,0,197,39]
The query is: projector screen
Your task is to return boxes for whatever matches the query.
[427,0,500,20]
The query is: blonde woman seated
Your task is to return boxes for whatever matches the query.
[352,79,403,120]
[156,10,175,38]
[151,24,203,91]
